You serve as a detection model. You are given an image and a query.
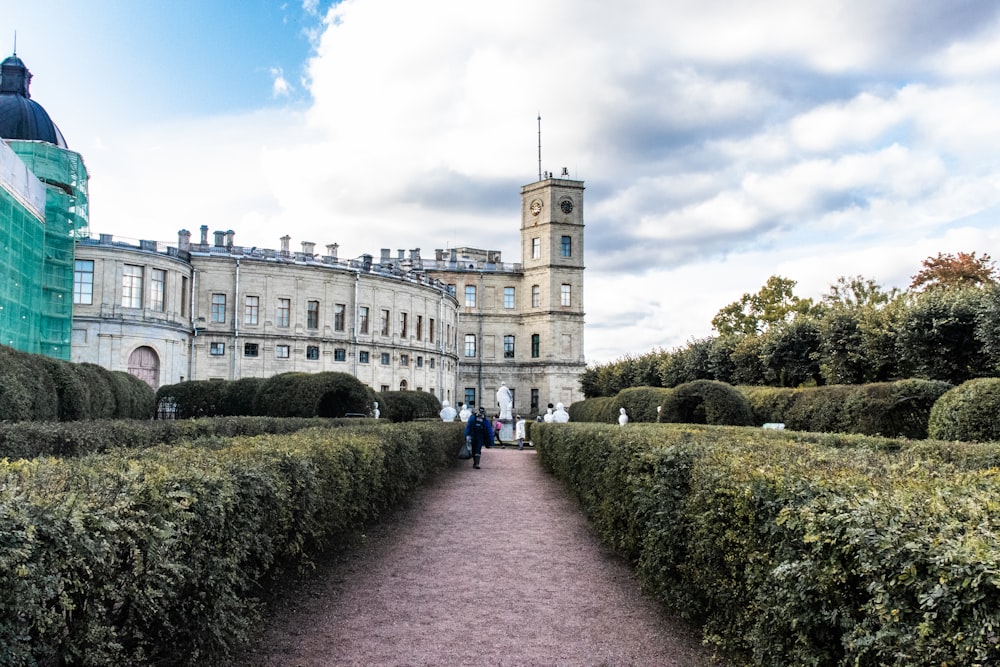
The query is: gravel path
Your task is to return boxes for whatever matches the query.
[244,447,721,667]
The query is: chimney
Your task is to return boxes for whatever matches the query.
[409,248,421,261]
[200,225,209,245]
[99,233,113,245]
[178,229,191,252]
[326,243,339,259]
[280,235,291,255]
[301,241,315,256]
[380,248,391,263]
[213,230,225,247]
[398,249,405,260]
[225,230,235,248]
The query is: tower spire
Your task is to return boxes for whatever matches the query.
[537,113,542,182]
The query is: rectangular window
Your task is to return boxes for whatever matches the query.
[416,315,423,341]
[359,306,370,334]
[531,238,540,259]
[334,348,347,362]
[210,342,225,356]
[464,334,477,358]
[504,335,515,359]
[447,284,456,297]
[122,264,144,309]
[244,295,259,325]
[530,388,539,412]
[181,276,189,317]
[561,284,571,306]
[429,318,435,344]
[150,269,166,312]
[306,345,319,360]
[400,354,409,366]
[334,303,346,331]
[531,285,540,308]
[380,384,390,393]
[211,293,226,323]
[464,388,476,409]
[73,259,94,305]
[380,352,391,365]
[359,350,370,364]
[464,285,476,308]
[380,309,390,336]
[429,358,435,369]
[244,342,259,357]
[400,312,408,338]
[277,298,291,327]
[276,344,290,359]
[416,356,423,368]
[531,334,540,358]
[503,287,515,309]
[561,235,572,257]
[307,300,320,329]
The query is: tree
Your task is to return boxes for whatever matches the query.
[896,288,990,384]
[823,275,899,309]
[760,319,823,387]
[712,275,817,336]
[909,252,998,291]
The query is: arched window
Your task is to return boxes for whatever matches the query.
[128,346,160,389]
[399,379,408,391]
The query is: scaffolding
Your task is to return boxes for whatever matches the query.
[0,140,89,360]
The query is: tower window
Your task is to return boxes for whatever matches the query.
[561,236,572,257]
[531,334,540,358]
[531,238,540,259]
[561,284,572,307]
[531,285,540,308]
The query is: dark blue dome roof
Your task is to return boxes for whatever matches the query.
[0,54,67,148]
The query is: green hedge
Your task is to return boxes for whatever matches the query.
[0,345,154,422]
[928,378,1000,442]
[567,396,617,423]
[660,379,754,426]
[0,421,464,665]
[535,423,1000,666]
[377,390,442,422]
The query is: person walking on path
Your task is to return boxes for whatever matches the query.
[464,406,493,469]
[494,415,505,448]
[515,414,527,449]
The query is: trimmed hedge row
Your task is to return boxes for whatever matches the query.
[567,381,752,426]
[929,378,1000,442]
[737,379,953,438]
[0,421,465,665]
[377,390,442,422]
[0,344,154,422]
[535,423,1000,666]
[0,416,349,460]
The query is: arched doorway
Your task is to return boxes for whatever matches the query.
[128,346,160,389]
[399,379,408,391]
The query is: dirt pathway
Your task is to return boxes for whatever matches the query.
[244,447,721,667]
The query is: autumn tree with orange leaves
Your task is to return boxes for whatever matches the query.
[909,251,998,291]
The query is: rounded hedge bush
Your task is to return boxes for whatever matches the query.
[614,386,674,423]
[567,396,616,423]
[377,390,441,422]
[255,372,374,418]
[928,378,1000,442]
[660,380,754,426]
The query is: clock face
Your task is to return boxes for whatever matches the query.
[530,200,542,216]
[560,199,574,214]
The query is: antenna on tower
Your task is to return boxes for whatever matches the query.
[537,113,542,182]
[13,30,16,56]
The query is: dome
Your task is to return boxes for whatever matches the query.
[0,53,67,148]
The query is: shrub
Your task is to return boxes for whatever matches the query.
[377,391,441,422]
[218,377,264,416]
[928,377,1000,442]
[254,372,374,418]
[567,397,616,423]
[660,380,754,426]
[614,386,673,422]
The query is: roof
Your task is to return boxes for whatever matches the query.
[0,54,67,148]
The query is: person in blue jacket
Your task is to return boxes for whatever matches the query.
[464,406,494,469]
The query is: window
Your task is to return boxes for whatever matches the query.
[150,269,166,312]
[122,265,144,309]
[73,260,94,305]
[381,352,391,365]
[531,334,540,358]
[306,345,319,360]
[380,385,390,393]
[181,276,189,317]
[464,285,476,308]
[429,318,435,344]
[561,235,572,257]
[429,358,435,369]
[504,287,515,309]
[307,301,319,329]
[334,348,346,362]
[464,388,476,409]
[416,356,423,368]
[447,284,456,297]
[277,298,290,327]
[359,350,370,363]
[244,296,259,325]
[416,315,423,340]
[400,354,409,366]
[504,335,515,359]
[531,388,539,412]
[531,285,540,308]
[210,342,225,356]
[276,344,290,359]
[359,306,370,334]
[380,309,390,336]
[244,342,259,357]
[464,334,477,358]
[531,238,540,259]
[400,312,408,337]
[211,293,226,323]
[561,284,572,306]
[334,303,346,331]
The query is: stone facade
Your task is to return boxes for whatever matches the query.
[71,176,586,417]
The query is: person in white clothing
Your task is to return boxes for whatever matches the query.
[440,400,458,422]
[515,415,527,450]
[618,407,629,426]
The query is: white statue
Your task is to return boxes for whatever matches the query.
[553,402,569,423]
[618,407,629,426]
[373,401,380,419]
[439,400,457,422]
[496,382,513,420]
[459,403,472,422]
[543,407,554,423]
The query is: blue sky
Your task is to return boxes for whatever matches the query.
[6,1,1000,363]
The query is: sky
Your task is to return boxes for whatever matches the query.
[5,0,1000,364]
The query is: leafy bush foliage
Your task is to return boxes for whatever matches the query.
[567,396,617,423]
[377,390,442,422]
[659,380,754,426]
[255,372,374,418]
[928,378,1000,442]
